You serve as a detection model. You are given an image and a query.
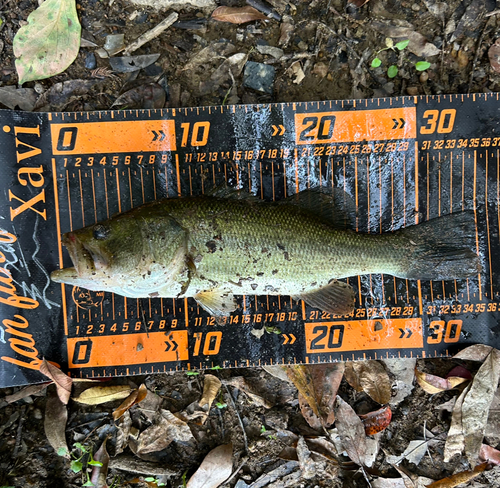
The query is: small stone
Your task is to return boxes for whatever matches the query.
[255,45,284,60]
[297,40,308,51]
[243,61,275,94]
[419,71,429,83]
[407,86,419,95]
[411,3,420,10]
[33,408,43,420]
[34,83,45,94]
[85,52,97,70]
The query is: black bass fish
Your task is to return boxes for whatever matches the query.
[50,189,481,317]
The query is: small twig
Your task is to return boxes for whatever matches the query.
[12,406,26,459]
[223,384,248,454]
[123,12,178,56]
[468,16,493,93]
[223,457,248,486]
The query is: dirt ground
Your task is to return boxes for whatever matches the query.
[1,0,500,487]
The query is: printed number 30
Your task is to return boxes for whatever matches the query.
[420,109,456,135]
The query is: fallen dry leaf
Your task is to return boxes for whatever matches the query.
[360,406,392,435]
[39,359,72,405]
[199,375,222,410]
[371,21,440,57]
[44,385,69,458]
[415,369,468,394]
[349,0,371,7]
[13,0,81,84]
[346,361,391,404]
[287,363,344,428]
[211,6,268,24]
[73,385,133,405]
[454,344,493,362]
[425,462,489,487]
[489,39,500,73]
[136,409,194,454]
[4,383,50,404]
[186,443,233,488]
[386,439,435,466]
[333,396,368,467]
[89,438,110,488]
[479,443,500,465]
[225,376,274,408]
[462,348,500,466]
[444,385,470,462]
[113,383,148,420]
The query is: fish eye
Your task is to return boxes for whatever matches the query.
[93,224,109,240]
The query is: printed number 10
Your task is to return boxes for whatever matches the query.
[180,122,210,147]
[193,331,222,356]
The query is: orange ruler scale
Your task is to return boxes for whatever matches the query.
[0,94,499,387]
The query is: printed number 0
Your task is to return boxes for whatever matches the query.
[420,109,456,135]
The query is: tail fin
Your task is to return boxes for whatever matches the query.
[395,211,481,280]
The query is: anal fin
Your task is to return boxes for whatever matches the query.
[297,280,355,315]
[194,289,237,318]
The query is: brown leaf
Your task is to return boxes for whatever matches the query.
[479,444,500,465]
[425,462,489,487]
[137,409,194,455]
[39,359,72,405]
[113,384,148,420]
[346,361,391,404]
[90,438,110,488]
[444,385,470,462]
[334,396,368,467]
[489,40,500,73]
[44,384,69,458]
[415,369,458,395]
[360,406,392,435]
[454,344,494,362]
[73,385,133,405]
[4,383,50,404]
[211,6,268,24]
[186,443,233,488]
[371,22,440,57]
[199,374,222,409]
[287,363,344,428]
[462,349,500,466]
[225,376,274,408]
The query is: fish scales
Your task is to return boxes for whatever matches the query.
[50,189,481,317]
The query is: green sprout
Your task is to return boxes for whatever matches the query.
[144,477,166,486]
[260,425,276,440]
[59,443,103,486]
[186,371,200,376]
[215,401,227,409]
[371,39,431,79]
[210,365,222,370]
[415,61,431,71]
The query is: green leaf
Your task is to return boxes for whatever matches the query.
[387,65,398,78]
[82,481,95,487]
[216,402,227,409]
[415,61,431,71]
[88,460,103,467]
[395,40,409,51]
[371,57,382,68]
[13,0,81,84]
[186,371,200,376]
[210,366,222,370]
[70,460,83,473]
[73,442,87,453]
[57,447,69,457]
[144,478,155,482]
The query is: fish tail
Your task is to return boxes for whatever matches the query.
[394,211,481,280]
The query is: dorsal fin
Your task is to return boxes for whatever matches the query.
[280,187,356,230]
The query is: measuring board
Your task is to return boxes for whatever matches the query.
[1,93,499,388]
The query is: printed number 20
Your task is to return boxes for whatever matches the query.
[420,109,456,135]
[299,115,336,141]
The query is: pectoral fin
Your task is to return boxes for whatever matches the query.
[195,289,237,317]
[297,280,355,315]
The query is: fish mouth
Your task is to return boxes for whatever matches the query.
[50,232,107,285]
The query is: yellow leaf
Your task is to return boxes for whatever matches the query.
[73,385,133,405]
